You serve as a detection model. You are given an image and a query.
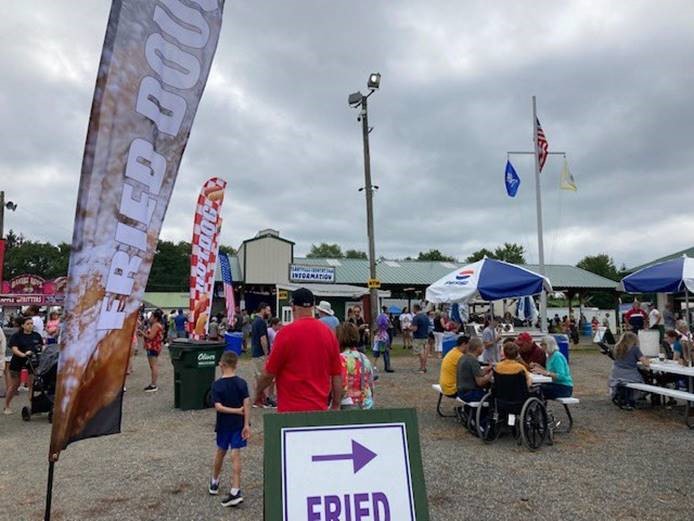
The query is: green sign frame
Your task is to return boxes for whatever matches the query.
[263,407,429,520]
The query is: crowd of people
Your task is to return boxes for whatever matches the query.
[438,330,574,407]
[3,295,690,508]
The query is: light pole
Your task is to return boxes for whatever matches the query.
[349,73,381,332]
[0,190,18,286]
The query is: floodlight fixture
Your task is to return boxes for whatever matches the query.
[5,201,17,211]
[348,91,363,106]
[367,73,381,90]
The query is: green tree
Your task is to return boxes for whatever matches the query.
[219,244,237,256]
[3,231,70,280]
[493,243,526,264]
[576,253,619,309]
[147,240,191,292]
[465,248,495,263]
[576,254,619,281]
[417,249,455,262]
[345,249,367,259]
[306,243,344,258]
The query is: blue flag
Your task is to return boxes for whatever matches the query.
[505,160,520,197]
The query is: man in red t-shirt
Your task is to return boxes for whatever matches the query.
[624,300,648,332]
[254,288,342,412]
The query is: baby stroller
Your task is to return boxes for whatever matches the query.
[21,344,59,422]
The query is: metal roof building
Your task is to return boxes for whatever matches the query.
[289,258,618,291]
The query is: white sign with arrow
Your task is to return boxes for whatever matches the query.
[281,422,415,521]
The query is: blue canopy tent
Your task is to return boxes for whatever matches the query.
[618,255,694,326]
[426,258,552,304]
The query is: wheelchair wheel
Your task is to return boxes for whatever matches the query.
[476,392,499,442]
[520,397,548,451]
[21,406,31,422]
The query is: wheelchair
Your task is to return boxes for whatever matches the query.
[475,371,550,451]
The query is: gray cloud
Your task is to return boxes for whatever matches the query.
[1,0,693,271]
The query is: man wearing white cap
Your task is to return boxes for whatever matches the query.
[317,301,339,332]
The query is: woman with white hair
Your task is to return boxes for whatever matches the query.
[530,336,573,399]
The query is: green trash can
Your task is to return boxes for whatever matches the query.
[169,339,226,410]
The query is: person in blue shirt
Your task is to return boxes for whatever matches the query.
[665,329,685,361]
[531,336,573,399]
[316,301,339,332]
[411,304,430,373]
[209,351,250,507]
[173,308,187,338]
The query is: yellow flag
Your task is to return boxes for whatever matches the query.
[560,158,577,191]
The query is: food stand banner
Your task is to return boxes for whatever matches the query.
[188,177,226,339]
[50,0,225,458]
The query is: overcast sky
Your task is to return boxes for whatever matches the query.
[1,1,693,269]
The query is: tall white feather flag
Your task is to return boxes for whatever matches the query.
[560,158,577,191]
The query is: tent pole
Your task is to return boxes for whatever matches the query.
[686,289,690,328]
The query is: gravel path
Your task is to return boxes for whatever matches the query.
[1,348,692,520]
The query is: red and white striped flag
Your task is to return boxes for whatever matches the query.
[536,117,549,172]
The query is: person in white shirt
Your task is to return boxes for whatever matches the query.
[267,318,281,349]
[399,307,413,350]
[648,304,663,343]
[27,305,45,339]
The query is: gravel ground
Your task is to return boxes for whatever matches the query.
[1,347,693,520]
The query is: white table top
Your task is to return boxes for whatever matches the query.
[644,359,694,378]
[530,373,552,384]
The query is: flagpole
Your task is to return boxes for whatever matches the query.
[532,96,548,333]
[44,460,55,521]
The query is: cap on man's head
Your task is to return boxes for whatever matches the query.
[516,332,533,343]
[291,288,315,308]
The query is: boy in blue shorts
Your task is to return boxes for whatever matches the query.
[208,351,250,507]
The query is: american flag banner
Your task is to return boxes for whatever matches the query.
[536,117,549,172]
[218,251,236,327]
[189,177,226,339]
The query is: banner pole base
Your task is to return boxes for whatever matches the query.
[44,460,55,521]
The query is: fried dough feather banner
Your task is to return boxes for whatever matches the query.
[50,0,225,458]
[188,177,226,339]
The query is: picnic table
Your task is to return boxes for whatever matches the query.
[635,359,694,428]
[530,373,552,385]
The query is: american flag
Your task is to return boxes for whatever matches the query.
[536,117,549,172]
[219,252,236,327]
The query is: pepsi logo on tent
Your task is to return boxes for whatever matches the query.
[446,269,474,286]
[455,269,474,281]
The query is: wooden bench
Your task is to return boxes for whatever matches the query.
[625,383,694,428]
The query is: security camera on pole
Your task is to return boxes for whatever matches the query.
[348,73,382,337]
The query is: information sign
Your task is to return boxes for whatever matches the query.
[289,265,336,283]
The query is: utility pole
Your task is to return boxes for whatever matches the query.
[360,95,379,332]
[349,73,382,334]
[0,190,5,240]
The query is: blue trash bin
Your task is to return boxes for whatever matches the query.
[224,332,244,355]
[581,322,592,337]
[442,334,459,358]
[553,334,570,363]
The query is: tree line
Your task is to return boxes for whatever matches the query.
[1,230,236,292]
[2,232,623,304]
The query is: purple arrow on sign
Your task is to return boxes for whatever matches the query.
[311,440,377,474]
